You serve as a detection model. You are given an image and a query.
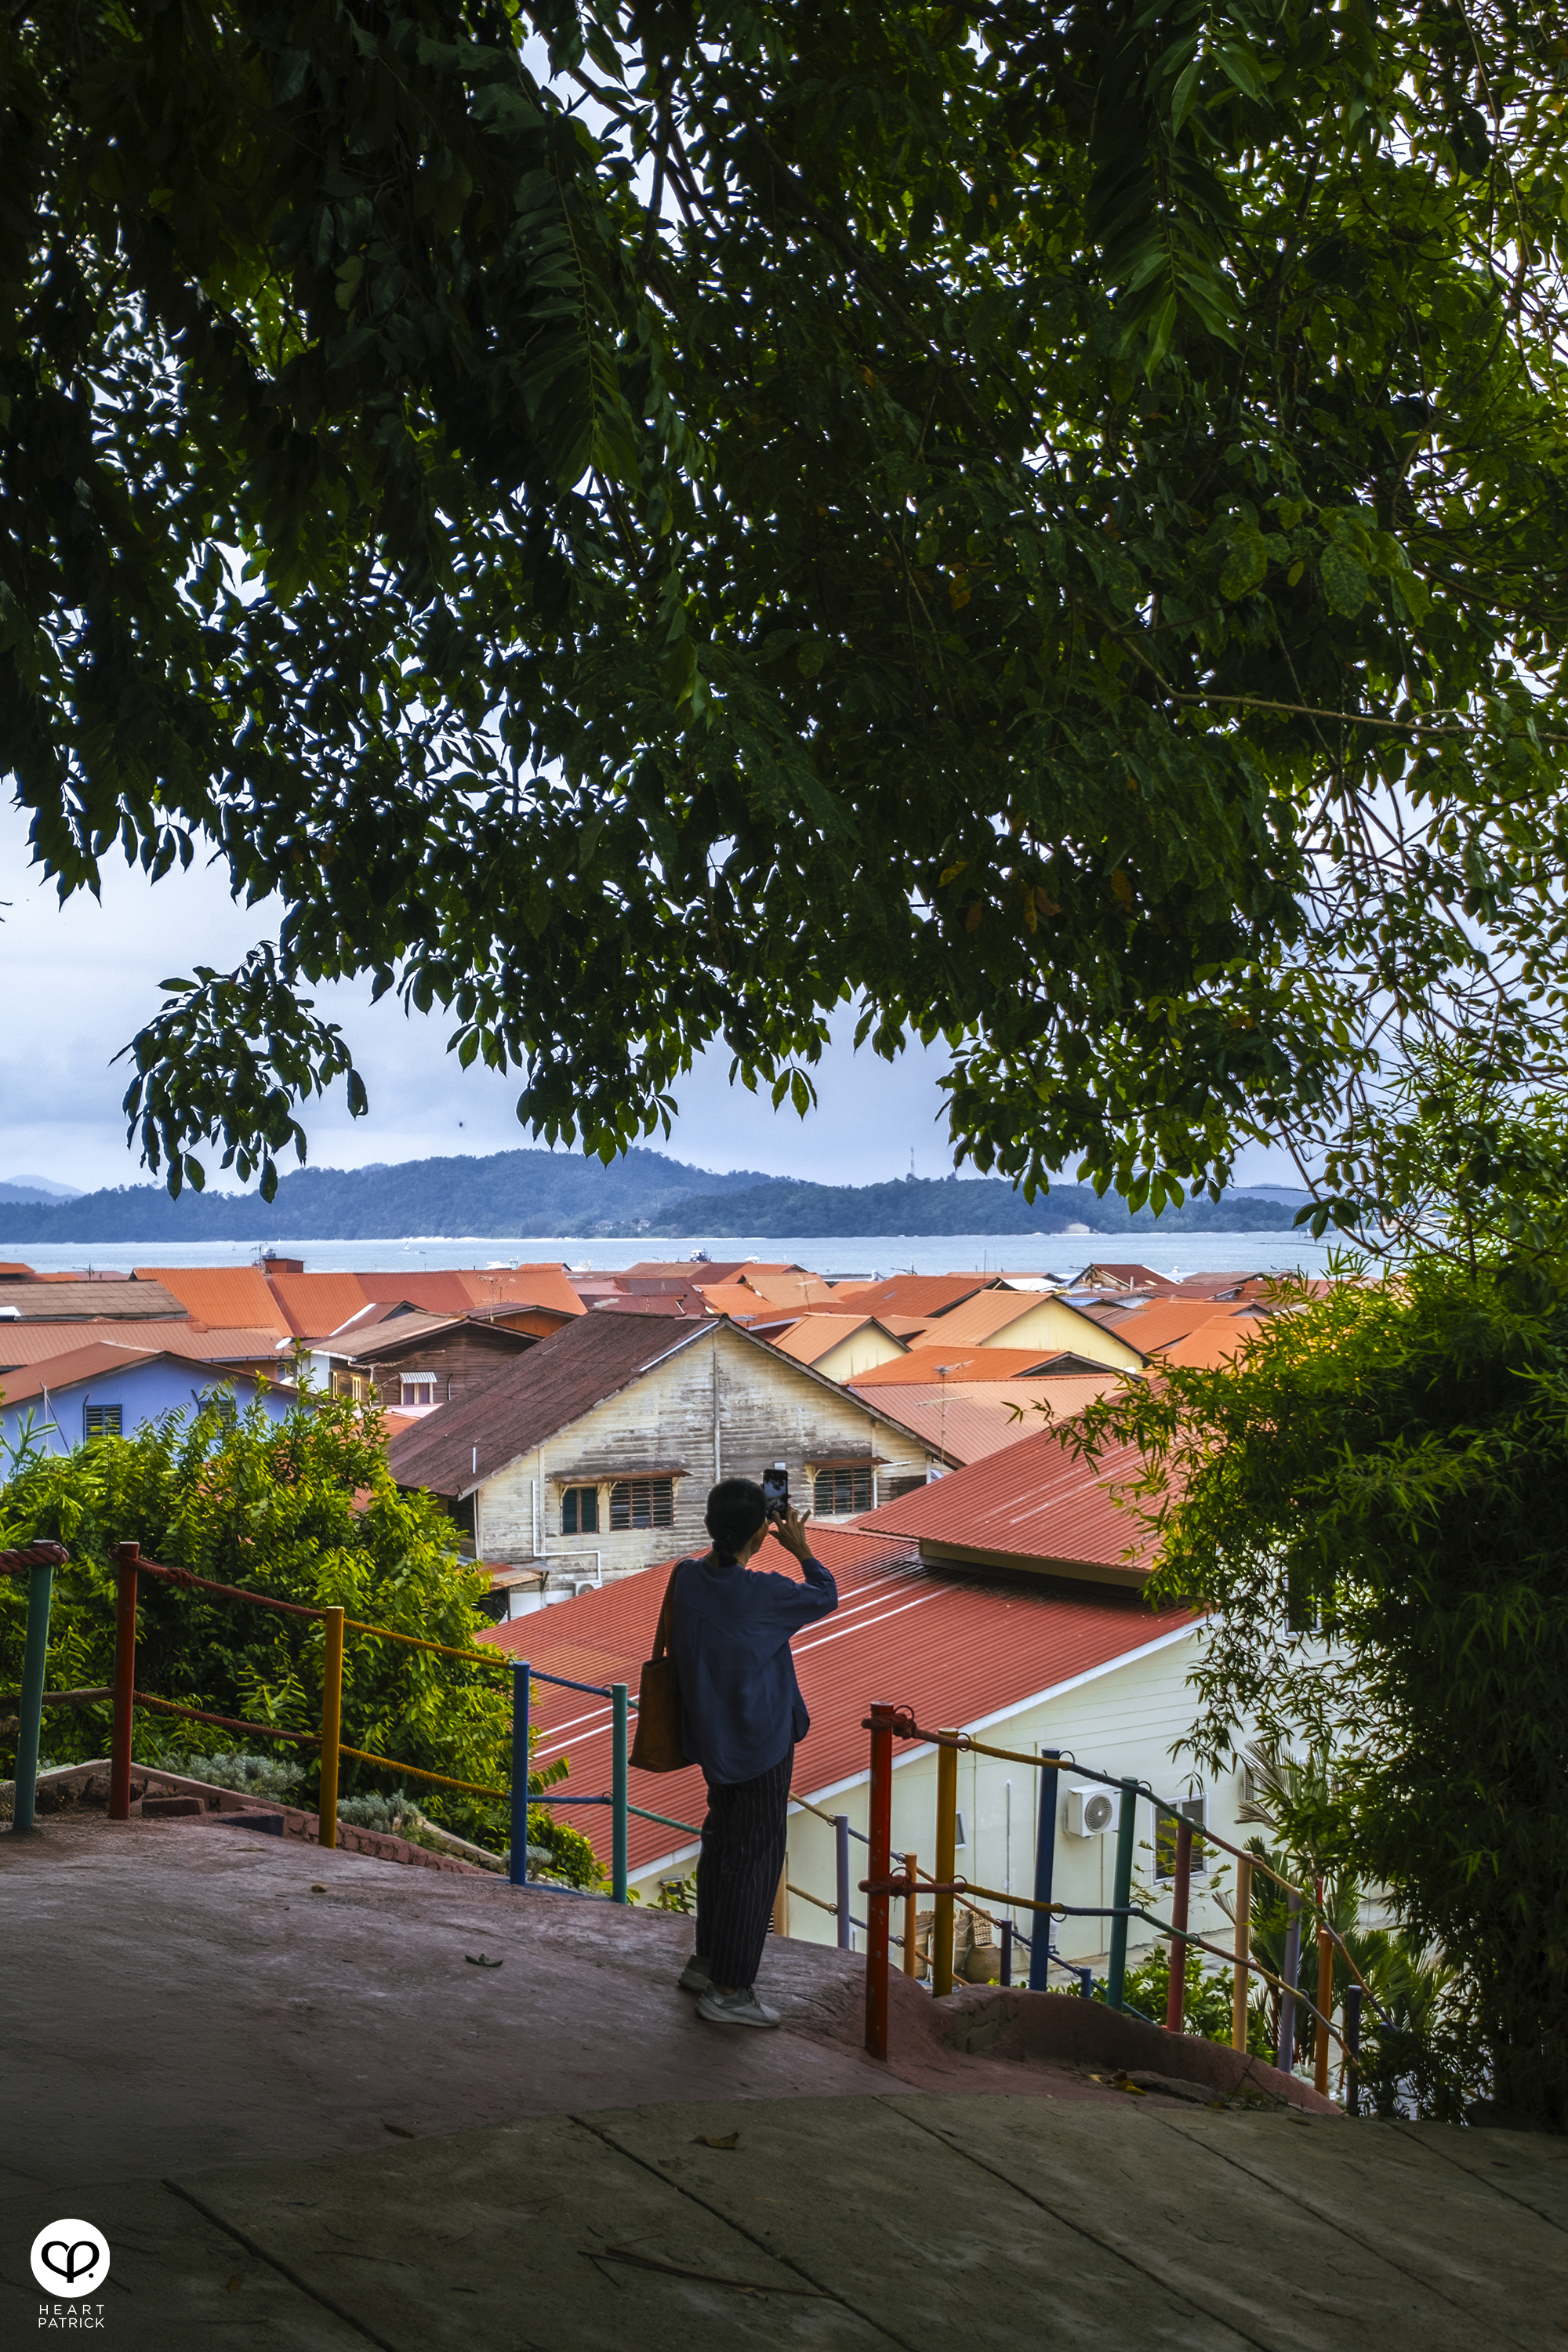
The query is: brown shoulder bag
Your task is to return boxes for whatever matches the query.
[628,1562,687,1772]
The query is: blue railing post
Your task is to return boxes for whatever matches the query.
[13,1556,56,1835]
[1000,1921,1013,1986]
[611,1682,628,1904]
[835,1813,851,1950]
[1027,1749,1059,1991]
[509,1659,531,1888]
[1106,1778,1138,2010]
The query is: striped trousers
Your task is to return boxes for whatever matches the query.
[696,1744,793,1991]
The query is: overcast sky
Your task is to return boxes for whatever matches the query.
[2,795,1295,1196]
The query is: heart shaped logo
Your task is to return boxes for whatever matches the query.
[31,2219,110,2298]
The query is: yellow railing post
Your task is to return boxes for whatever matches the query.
[1231,1853,1252,2050]
[934,1739,958,1996]
[318,1606,344,1850]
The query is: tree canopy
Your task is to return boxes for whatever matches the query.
[7,0,1568,1205]
[1078,1223,1568,2126]
[0,1388,597,1876]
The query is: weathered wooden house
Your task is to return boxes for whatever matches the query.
[311,1306,544,1411]
[386,1311,956,1588]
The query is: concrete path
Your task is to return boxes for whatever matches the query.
[3,2096,1563,2350]
[4,1817,1563,2347]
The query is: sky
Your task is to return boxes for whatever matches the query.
[2,796,1298,1196]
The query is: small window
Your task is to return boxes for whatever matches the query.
[1155,1797,1208,1879]
[884,1473,927,1501]
[609,1476,674,1531]
[332,1370,375,1403]
[83,1403,123,1439]
[399,1376,437,1407]
[814,1466,873,1515]
[561,1483,600,1536]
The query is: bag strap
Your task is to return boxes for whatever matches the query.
[650,1561,684,1663]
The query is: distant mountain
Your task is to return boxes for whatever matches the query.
[644,1174,1303,1238]
[0,1149,1307,1244]
[0,1176,84,1203]
[0,1147,771,1243]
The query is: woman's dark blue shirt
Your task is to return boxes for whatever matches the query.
[671,1550,838,1784]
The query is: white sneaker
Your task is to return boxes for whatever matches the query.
[696,1984,781,2029]
[677,1955,712,1992]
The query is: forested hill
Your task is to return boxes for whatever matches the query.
[0,1149,1305,1243]
[644,1175,1302,1238]
[0,1148,771,1243]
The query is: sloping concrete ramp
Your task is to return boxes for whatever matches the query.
[5,2095,1562,2350]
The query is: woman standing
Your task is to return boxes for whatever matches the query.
[671,1477,837,2027]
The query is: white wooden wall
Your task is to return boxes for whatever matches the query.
[474,1323,935,1577]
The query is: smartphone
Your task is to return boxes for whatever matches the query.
[761,1462,788,1521]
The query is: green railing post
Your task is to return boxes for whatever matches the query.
[611,1681,628,1904]
[1106,1778,1138,2010]
[13,1557,56,1835]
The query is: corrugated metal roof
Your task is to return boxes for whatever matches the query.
[0,1320,289,1370]
[851,1424,1158,1581]
[358,1266,585,1320]
[475,1523,1193,1877]
[5,1279,188,1323]
[0,1340,287,1405]
[132,1265,285,1333]
[267,1272,373,1339]
[1150,1317,1266,1369]
[916,1289,1143,1362]
[766,1314,905,1367]
[813,1273,997,1319]
[841,1376,1123,1464]
[848,1345,1116,1386]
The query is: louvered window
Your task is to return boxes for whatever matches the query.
[83,1404,123,1439]
[609,1476,674,1530]
[561,1483,600,1536]
[813,1466,873,1515]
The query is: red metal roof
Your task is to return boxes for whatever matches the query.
[476,1524,1192,1876]
[850,1423,1158,1580]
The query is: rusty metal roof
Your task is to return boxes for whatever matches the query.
[476,1523,1193,1878]
[813,1273,999,1319]
[2,1279,188,1323]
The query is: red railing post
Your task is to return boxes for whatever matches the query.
[1165,1813,1192,2034]
[863,1702,897,2061]
[109,1542,140,1820]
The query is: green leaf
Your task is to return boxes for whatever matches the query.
[1320,543,1370,618]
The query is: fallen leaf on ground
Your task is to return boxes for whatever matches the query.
[464,1953,503,1967]
[693,2131,740,2148]
[383,2122,416,2138]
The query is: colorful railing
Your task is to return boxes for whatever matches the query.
[858,1702,1380,2106]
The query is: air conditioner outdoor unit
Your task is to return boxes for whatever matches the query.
[1066,1786,1120,1838]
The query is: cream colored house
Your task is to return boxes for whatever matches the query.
[911,1287,1146,1366]
[387,1309,953,1588]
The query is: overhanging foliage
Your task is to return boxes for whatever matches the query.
[6,0,1568,1205]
